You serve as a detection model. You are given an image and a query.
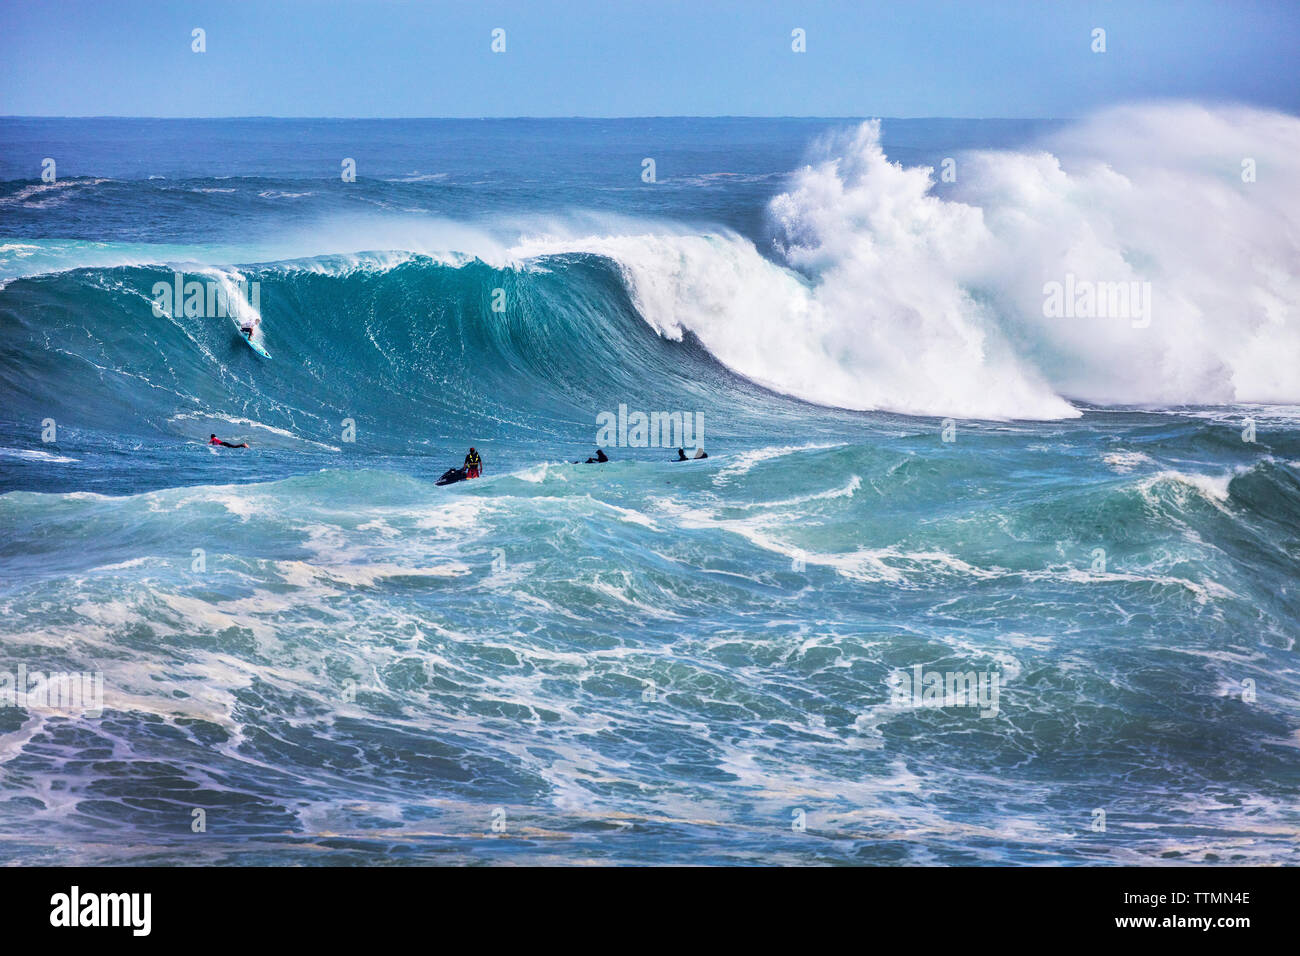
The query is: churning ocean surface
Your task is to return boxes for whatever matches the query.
[1,111,1298,865]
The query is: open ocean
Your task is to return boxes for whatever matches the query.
[1,109,1298,864]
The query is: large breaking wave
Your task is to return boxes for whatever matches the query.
[542,103,1300,419]
[2,103,1298,426]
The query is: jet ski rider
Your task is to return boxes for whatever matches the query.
[464,447,483,478]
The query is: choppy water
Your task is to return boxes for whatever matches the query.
[1,111,1298,864]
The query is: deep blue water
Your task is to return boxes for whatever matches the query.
[1,114,1298,865]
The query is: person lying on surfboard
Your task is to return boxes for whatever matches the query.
[209,434,249,448]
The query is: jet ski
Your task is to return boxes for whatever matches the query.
[436,467,468,486]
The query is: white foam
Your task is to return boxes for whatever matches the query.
[1140,469,1233,503]
[1103,451,1155,473]
[0,242,40,255]
[384,172,449,182]
[0,447,78,463]
[10,105,1295,422]
[0,178,110,209]
[508,104,1300,420]
[713,442,844,484]
[275,560,470,588]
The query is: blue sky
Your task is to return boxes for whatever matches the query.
[3,0,1297,118]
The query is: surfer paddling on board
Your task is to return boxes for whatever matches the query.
[209,434,249,449]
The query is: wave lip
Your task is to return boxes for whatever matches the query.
[3,104,1298,424]
[516,103,1300,420]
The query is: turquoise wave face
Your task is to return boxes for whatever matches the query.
[0,253,809,469]
[2,115,1300,865]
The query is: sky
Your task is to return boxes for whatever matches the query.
[2,0,1298,118]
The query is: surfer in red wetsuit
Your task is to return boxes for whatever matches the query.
[209,434,249,448]
[464,447,482,478]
